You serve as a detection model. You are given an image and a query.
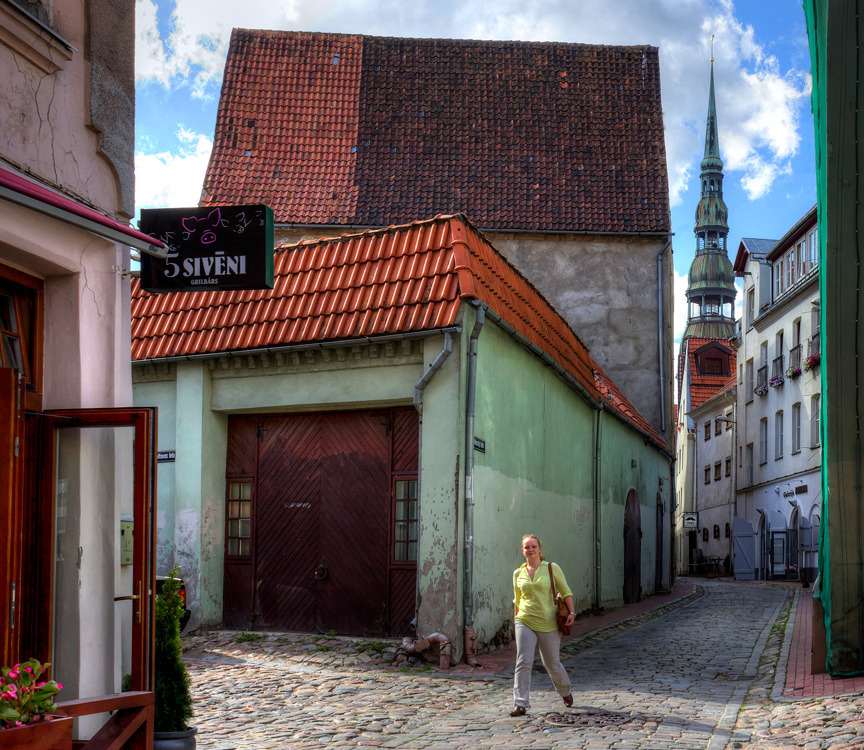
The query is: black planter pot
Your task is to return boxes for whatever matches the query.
[154,727,197,749]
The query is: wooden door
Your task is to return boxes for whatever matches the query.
[223,408,418,635]
[623,489,641,604]
[733,516,755,580]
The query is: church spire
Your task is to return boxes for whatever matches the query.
[682,43,737,341]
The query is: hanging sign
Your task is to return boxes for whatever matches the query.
[139,205,274,292]
[683,512,698,529]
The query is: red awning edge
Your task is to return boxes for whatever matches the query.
[0,167,167,258]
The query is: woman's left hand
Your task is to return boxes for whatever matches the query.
[565,612,575,626]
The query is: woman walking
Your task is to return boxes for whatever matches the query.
[510,533,575,717]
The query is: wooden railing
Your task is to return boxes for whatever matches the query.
[57,691,154,750]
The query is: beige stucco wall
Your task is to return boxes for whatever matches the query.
[0,0,136,725]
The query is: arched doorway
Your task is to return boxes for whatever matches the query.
[624,489,641,604]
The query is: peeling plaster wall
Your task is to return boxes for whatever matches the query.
[0,0,133,217]
[488,232,673,443]
[133,340,428,628]
[414,333,465,647]
[468,320,595,652]
[598,414,672,607]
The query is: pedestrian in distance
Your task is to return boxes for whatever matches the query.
[510,533,575,717]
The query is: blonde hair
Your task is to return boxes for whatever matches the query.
[521,534,546,561]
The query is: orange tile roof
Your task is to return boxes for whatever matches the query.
[202,30,671,235]
[132,214,667,451]
[678,337,737,410]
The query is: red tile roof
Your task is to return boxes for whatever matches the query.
[678,337,737,410]
[202,30,670,235]
[132,214,667,451]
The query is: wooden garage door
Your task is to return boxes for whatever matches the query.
[224,408,418,636]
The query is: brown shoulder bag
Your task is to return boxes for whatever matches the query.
[549,562,571,636]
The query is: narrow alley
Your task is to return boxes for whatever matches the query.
[181,580,864,749]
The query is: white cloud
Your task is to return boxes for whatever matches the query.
[135,129,213,210]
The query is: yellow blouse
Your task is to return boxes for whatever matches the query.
[513,561,572,632]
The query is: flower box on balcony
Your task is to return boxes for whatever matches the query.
[787,366,802,379]
[804,353,821,372]
[0,716,73,750]
[769,375,785,388]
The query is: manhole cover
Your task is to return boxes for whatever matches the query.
[546,709,632,728]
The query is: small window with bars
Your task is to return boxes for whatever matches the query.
[394,478,418,562]
[226,480,252,556]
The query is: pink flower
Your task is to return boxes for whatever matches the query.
[57,683,63,690]
[36,681,45,688]
[7,669,18,679]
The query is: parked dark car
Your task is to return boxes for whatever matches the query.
[155,574,192,631]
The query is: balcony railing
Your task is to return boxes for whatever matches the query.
[756,365,768,390]
[771,355,785,379]
[809,331,821,358]
[789,344,802,370]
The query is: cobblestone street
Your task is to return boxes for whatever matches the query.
[182,580,864,749]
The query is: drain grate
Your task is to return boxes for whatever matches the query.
[546,709,632,728]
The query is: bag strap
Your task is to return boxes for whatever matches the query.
[548,561,559,602]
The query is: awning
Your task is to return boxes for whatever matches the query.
[0,166,167,258]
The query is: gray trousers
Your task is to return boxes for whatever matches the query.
[513,620,572,708]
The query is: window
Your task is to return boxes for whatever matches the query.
[759,419,768,464]
[811,394,821,448]
[747,287,755,327]
[714,418,722,435]
[393,478,418,561]
[704,422,711,441]
[746,444,754,484]
[702,528,709,542]
[774,255,784,298]
[714,462,721,481]
[775,410,784,459]
[808,227,819,270]
[725,522,731,539]
[792,402,801,453]
[724,411,733,430]
[704,357,723,374]
[0,268,42,411]
[746,359,754,402]
[226,480,253,557]
[713,524,720,540]
[704,466,711,485]
[725,457,731,476]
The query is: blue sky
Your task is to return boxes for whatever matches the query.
[134,0,816,356]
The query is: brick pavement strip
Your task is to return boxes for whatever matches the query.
[182,580,864,749]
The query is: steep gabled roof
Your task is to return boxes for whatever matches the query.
[131,214,667,451]
[202,30,671,235]
[678,337,737,411]
[733,237,777,274]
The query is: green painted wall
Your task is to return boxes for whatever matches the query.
[598,412,670,606]
[468,318,596,650]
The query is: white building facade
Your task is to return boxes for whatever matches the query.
[732,206,821,582]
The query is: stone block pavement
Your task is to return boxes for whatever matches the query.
[181,579,864,749]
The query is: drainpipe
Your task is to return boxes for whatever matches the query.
[402,632,452,670]
[411,332,454,631]
[463,302,485,666]
[657,239,672,434]
[593,405,604,610]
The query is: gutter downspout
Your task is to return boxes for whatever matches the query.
[593,405,604,610]
[411,332,454,632]
[657,239,672,434]
[463,302,485,667]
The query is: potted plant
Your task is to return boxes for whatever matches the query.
[0,659,70,749]
[154,567,196,749]
[769,374,785,388]
[787,366,802,379]
[804,353,821,372]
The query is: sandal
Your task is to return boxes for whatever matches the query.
[562,694,573,708]
[509,705,527,717]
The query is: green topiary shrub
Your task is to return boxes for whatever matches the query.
[154,566,193,732]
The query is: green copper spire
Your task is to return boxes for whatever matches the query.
[683,48,736,341]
